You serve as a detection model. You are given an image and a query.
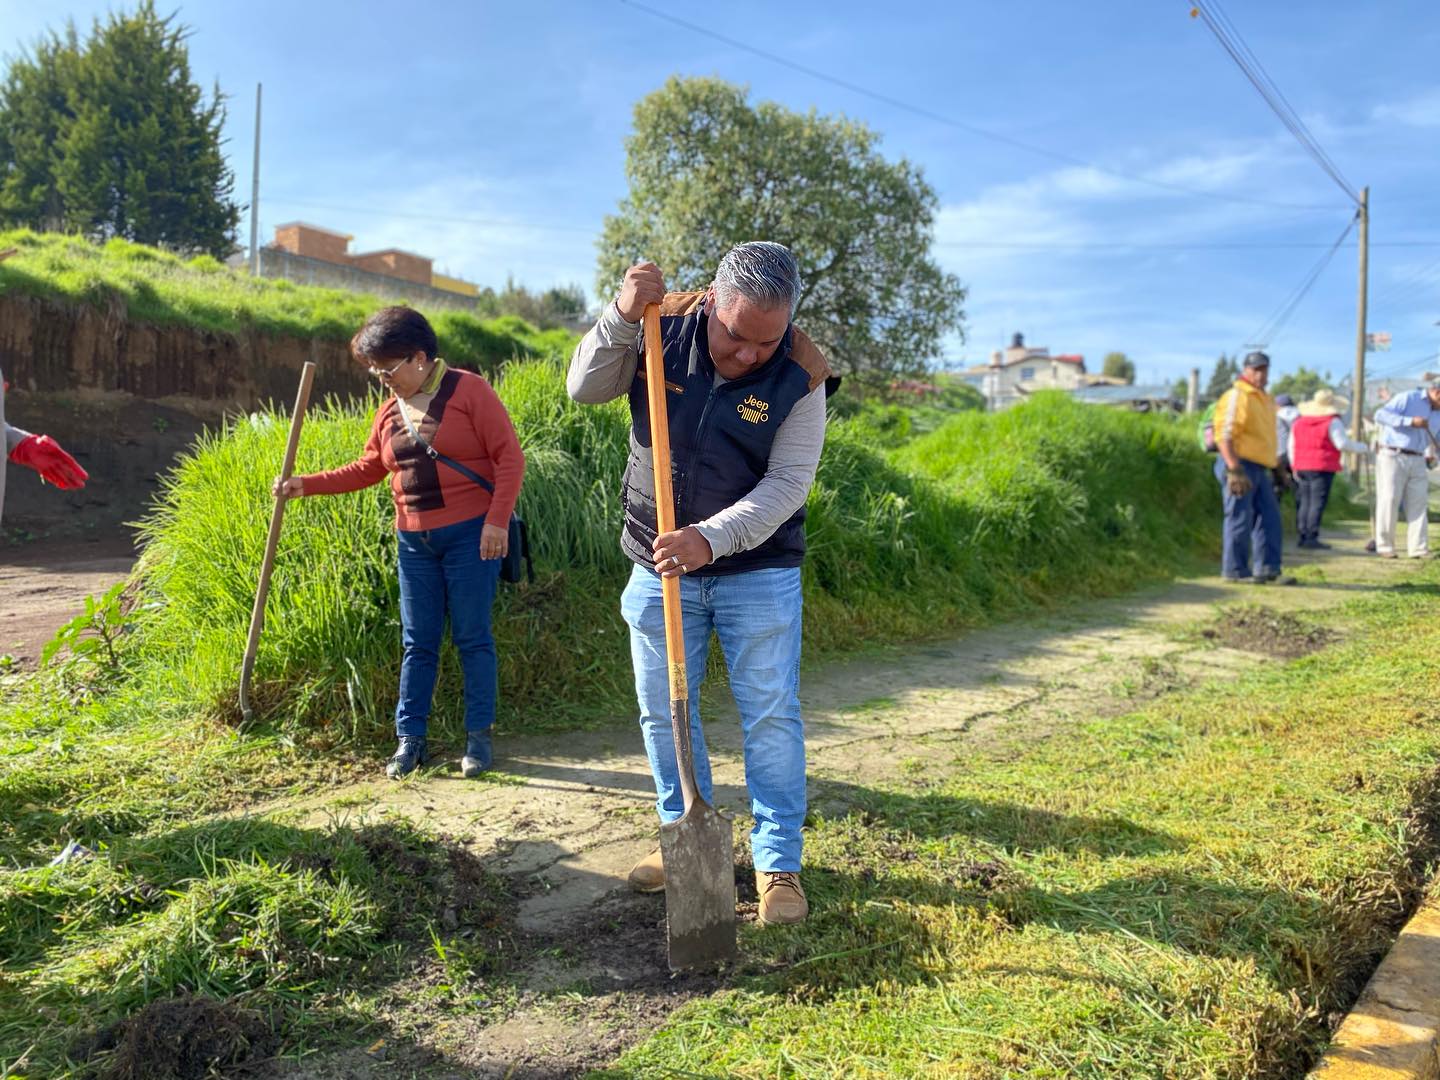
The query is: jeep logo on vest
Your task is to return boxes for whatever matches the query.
[737,394,770,424]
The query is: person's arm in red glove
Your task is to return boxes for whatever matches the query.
[8,433,88,489]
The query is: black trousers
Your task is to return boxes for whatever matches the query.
[1295,470,1335,543]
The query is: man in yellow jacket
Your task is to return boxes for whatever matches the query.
[1214,351,1294,585]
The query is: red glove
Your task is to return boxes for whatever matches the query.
[9,434,88,489]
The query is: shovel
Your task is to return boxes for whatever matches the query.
[239,361,317,726]
[641,303,738,972]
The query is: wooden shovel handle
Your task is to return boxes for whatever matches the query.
[642,304,699,810]
[239,361,316,722]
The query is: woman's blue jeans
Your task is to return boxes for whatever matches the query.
[620,563,806,873]
[395,515,500,738]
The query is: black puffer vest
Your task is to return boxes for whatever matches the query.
[621,292,831,576]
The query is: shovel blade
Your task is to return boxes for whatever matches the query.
[660,799,737,971]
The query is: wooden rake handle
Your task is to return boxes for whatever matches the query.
[642,304,700,812]
[239,361,316,724]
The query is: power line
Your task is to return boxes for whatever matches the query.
[1190,1,1361,204]
[1244,214,1356,348]
[1345,350,1439,383]
[618,0,1342,213]
[1369,253,1440,311]
[935,238,1440,252]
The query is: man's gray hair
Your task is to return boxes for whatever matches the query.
[713,241,802,317]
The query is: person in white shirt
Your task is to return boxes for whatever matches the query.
[1286,388,1369,549]
[1371,383,1440,557]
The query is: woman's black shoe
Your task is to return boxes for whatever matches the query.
[386,736,428,779]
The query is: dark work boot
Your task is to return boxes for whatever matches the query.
[386,736,428,779]
[461,729,493,778]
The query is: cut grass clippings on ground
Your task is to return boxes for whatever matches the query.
[599,570,1440,1080]
[0,816,518,1077]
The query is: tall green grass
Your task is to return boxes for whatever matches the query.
[0,229,572,371]
[119,374,1216,745]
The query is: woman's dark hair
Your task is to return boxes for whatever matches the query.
[350,306,438,364]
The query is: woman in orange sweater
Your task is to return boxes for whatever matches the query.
[275,306,525,779]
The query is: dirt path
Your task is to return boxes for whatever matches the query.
[0,535,135,667]
[254,523,1422,1077]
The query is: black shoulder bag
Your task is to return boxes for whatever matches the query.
[397,403,534,584]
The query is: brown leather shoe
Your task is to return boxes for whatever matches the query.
[756,870,808,925]
[627,848,665,893]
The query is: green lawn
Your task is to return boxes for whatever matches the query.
[599,572,1440,1079]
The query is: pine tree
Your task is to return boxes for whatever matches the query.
[1204,354,1239,403]
[0,3,238,255]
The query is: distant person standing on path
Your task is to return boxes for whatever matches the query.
[567,242,832,926]
[1371,382,1440,559]
[1287,388,1370,549]
[1273,392,1299,513]
[1214,351,1293,584]
[274,306,525,779]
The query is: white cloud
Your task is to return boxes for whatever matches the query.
[928,123,1372,378]
[265,175,600,297]
[1373,89,1440,128]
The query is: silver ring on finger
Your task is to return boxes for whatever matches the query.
[680,564,688,574]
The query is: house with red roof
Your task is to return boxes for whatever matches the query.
[958,333,1088,409]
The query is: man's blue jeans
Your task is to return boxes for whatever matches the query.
[620,564,806,873]
[1214,457,1283,579]
[396,515,500,738]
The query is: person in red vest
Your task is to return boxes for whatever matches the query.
[1286,388,1370,549]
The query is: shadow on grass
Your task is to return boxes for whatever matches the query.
[811,778,1184,858]
[780,779,1372,1008]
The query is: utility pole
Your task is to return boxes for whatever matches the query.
[249,83,262,276]
[1348,186,1369,473]
[1186,367,1200,414]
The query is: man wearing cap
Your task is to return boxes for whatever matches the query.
[1372,382,1440,558]
[1214,351,1292,584]
[1288,388,1370,549]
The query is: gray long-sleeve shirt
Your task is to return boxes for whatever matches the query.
[0,369,31,525]
[567,302,826,560]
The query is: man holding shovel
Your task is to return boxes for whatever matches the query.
[568,242,831,926]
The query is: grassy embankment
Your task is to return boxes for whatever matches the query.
[603,572,1440,1078]
[0,227,576,368]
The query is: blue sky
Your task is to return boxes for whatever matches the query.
[3,0,1438,387]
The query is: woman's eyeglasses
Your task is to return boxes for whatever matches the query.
[368,356,413,381]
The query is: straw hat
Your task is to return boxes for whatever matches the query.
[1298,387,1348,417]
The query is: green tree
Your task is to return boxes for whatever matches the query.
[0,29,77,230]
[1204,354,1239,403]
[1171,376,1190,404]
[597,76,965,388]
[476,276,589,328]
[0,2,238,255]
[1102,351,1136,384]
[1270,366,1330,401]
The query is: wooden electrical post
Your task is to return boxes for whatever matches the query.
[1348,187,1369,478]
